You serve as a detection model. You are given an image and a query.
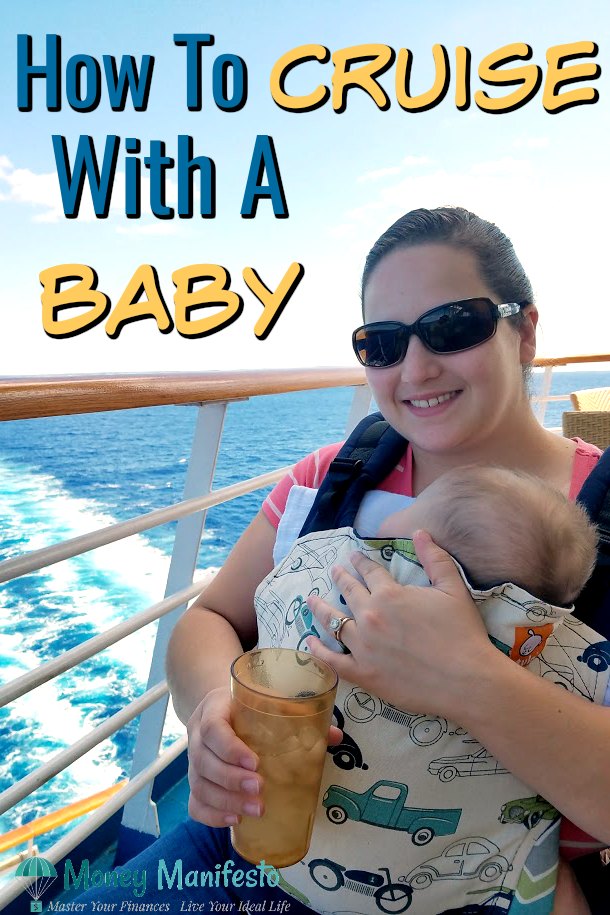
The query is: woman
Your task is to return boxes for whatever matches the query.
[78,208,606,912]
[170,209,607,914]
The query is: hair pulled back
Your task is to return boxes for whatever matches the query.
[361,207,534,324]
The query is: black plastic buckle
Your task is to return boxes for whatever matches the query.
[327,457,364,487]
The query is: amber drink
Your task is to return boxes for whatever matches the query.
[230,648,338,867]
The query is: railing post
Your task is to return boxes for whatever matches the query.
[117,401,228,856]
[345,384,372,434]
[535,366,554,425]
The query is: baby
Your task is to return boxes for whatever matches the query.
[254,465,604,915]
[376,464,597,606]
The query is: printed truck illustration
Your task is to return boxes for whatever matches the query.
[428,747,509,782]
[322,779,462,845]
[499,794,558,829]
[344,688,448,746]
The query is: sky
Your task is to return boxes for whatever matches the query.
[1,0,609,376]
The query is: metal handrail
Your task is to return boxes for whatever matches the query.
[0,738,187,908]
[0,465,291,584]
[0,682,168,816]
[0,576,211,707]
[1,357,609,420]
[0,367,367,421]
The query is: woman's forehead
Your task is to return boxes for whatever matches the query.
[363,244,494,318]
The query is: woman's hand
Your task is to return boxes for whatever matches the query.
[187,686,342,827]
[187,686,264,828]
[306,530,496,719]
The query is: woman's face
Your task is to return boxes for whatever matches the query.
[362,243,536,457]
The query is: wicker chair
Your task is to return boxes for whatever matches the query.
[562,387,610,448]
[569,387,610,411]
[562,412,610,448]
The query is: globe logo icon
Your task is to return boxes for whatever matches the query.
[14,856,58,912]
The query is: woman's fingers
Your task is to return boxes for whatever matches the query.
[412,529,470,595]
[329,562,371,610]
[191,742,262,796]
[305,631,357,680]
[328,724,343,746]
[196,713,259,772]
[307,591,352,632]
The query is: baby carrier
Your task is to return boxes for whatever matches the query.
[299,411,610,915]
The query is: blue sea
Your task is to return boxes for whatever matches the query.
[0,370,608,856]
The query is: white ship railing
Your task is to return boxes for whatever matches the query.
[0,356,608,906]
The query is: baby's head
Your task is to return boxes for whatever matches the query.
[377,465,598,605]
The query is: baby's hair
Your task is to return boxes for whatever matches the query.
[424,465,598,605]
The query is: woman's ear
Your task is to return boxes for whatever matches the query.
[518,304,538,364]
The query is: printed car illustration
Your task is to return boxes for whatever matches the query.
[327,706,369,771]
[275,538,340,595]
[308,859,413,914]
[285,595,321,649]
[499,795,559,829]
[577,640,610,672]
[344,688,448,746]
[322,779,461,845]
[428,747,508,782]
[438,888,513,913]
[405,837,512,889]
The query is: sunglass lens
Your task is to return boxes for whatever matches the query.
[419,299,495,353]
[354,326,405,367]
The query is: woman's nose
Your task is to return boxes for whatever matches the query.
[398,334,442,383]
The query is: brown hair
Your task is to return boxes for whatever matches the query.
[361,206,533,311]
[360,206,535,385]
[424,465,598,605]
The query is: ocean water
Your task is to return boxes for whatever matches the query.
[0,370,608,855]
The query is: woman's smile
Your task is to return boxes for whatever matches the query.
[403,389,461,413]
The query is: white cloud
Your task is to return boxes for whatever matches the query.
[0,155,179,224]
[357,166,401,183]
[356,156,433,185]
[0,155,64,220]
[470,157,535,178]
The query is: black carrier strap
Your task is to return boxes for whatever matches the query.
[299,412,407,536]
[574,445,610,638]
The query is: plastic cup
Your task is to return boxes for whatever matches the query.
[230,647,338,867]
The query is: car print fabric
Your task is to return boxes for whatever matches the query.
[253,528,610,915]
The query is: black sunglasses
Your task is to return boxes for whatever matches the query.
[352,297,528,367]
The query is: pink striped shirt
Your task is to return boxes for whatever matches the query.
[263,437,601,528]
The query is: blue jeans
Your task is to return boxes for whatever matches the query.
[73,820,315,912]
